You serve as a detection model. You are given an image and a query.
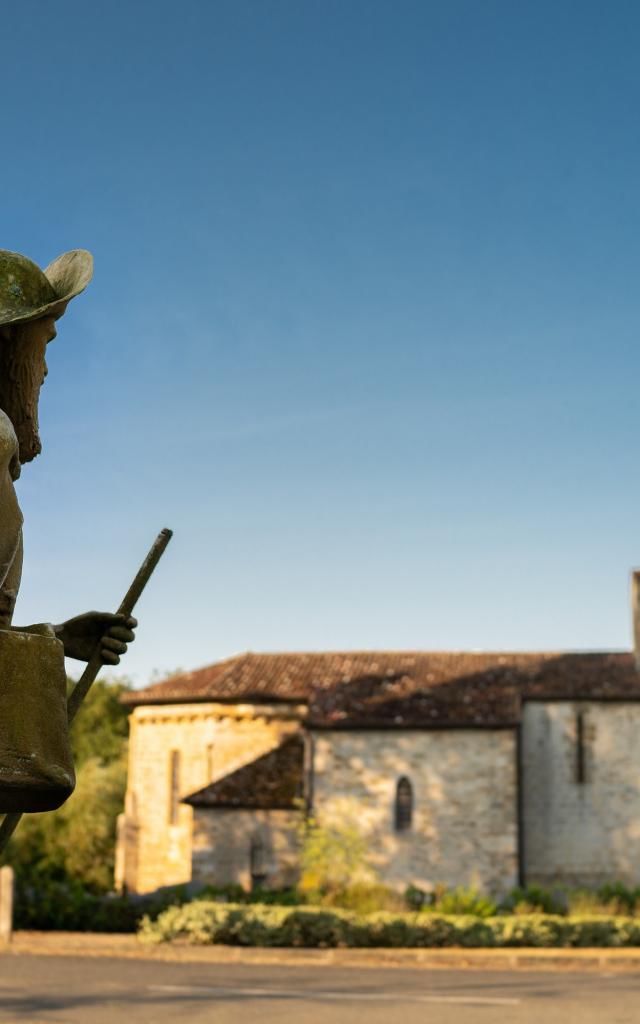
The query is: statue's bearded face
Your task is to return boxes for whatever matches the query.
[0,315,58,464]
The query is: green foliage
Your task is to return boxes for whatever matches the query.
[429,886,497,918]
[67,678,131,765]
[198,883,248,904]
[321,883,406,914]
[14,878,191,932]
[15,877,139,932]
[596,882,640,915]
[501,883,640,918]
[4,678,131,893]
[9,756,127,891]
[198,884,305,906]
[404,884,430,910]
[566,890,620,917]
[243,886,304,906]
[298,813,374,896]
[500,884,566,916]
[139,901,640,948]
[498,915,640,948]
[11,867,640,938]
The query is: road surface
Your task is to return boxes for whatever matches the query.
[0,955,637,1022]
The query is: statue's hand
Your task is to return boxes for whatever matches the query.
[54,612,137,664]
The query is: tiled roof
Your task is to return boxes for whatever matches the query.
[182,735,304,810]
[308,652,640,728]
[123,650,640,727]
[121,652,313,706]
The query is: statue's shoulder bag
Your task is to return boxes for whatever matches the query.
[0,628,75,812]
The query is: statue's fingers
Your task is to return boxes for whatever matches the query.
[101,614,137,632]
[101,636,128,655]
[100,649,121,665]
[98,612,130,624]
[93,611,121,624]
[106,626,135,643]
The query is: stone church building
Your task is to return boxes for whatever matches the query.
[116,583,640,896]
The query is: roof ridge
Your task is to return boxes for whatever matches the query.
[151,652,249,686]
[137,648,633,690]
[122,649,638,712]
[169,648,628,660]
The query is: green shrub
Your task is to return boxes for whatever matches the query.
[430,886,497,918]
[139,902,354,947]
[501,884,566,916]
[404,884,429,910]
[139,902,640,948]
[17,874,640,937]
[618,919,640,944]
[197,884,250,904]
[597,882,640,915]
[357,912,425,948]
[501,883,640,919]
[320,884,406,915]
[276,908,354,947]
[14,877,190,933]
[566,890,620,917]
[298,813,375,896]
[247,886,305,906]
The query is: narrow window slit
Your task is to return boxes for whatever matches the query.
[250,836,267,888]
[576,710,586,784]
[168,750,181,823]
[395,776,413,832]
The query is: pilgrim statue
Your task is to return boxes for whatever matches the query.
[0,249,136,813]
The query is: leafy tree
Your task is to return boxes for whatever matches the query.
[2,678,131,892]
[298,807,374,896]
[68,677,130,765]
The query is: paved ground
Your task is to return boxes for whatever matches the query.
[10,930,640,972]
[0,956,638,1023]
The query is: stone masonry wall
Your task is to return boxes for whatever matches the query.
[116,702,303,893]
[311,729,518,895]
[191,809,300,889]
[521,701,640,887]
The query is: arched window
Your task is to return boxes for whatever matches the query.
[395,776,413,832]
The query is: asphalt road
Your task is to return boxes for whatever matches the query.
[0,955,638,1023]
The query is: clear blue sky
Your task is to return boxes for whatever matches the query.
[3,1,640,683]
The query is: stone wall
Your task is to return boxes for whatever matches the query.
[191,809,300,889]
[115,702,303,893]
[311,729,518,895]
[521,701,640,887]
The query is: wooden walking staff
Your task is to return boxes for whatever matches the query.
[0,527,173,854]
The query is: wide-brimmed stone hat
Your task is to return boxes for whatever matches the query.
[0,249,93,327]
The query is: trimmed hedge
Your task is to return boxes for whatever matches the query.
[139,901,640,948]
[14,878,191,933]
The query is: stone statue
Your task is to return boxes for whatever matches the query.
[0,249,136,814]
